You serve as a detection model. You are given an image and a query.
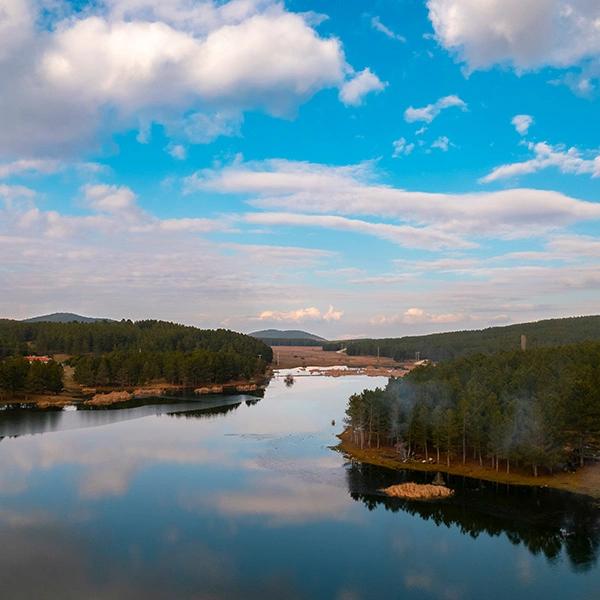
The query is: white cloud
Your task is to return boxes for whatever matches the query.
[339,68,386,106]
[371,307,465,325]
[83,184,139,215]
[392,137,415,157]
[0,159,103,179]
[481,141,600,183]
[244,211,473,250]
[0,1,382,156]
[431,135,450,151]
[323,305,344,321]
[258,305,343,322]
[166,144,187,160]
[371,16,406,42]
[404,95,466,123]
[427,0,600,71]
[512,114,533,135]
[192,158,600,241]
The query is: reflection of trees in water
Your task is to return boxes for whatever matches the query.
[0,408,62,438]
[167,402,242,420]
[345,461,600,572]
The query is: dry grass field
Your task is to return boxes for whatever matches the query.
[271,345,403,369]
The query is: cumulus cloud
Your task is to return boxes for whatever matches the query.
[427,0,600,71]
[166,144,187,160]
[339,68,386,106]
[0,0,382,157]
[431,136,450,151]
[481,141,600,183]
[512,115,533,135]
[392,137,415,157]
[370,16,406,43]
[404,95,466,123]
[258,305,343,322]
[371,307,464,326]
[83,184,139,215]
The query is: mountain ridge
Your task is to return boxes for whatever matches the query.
[22,312,114,324]
[249,329,326,341]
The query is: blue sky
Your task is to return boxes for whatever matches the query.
[1,0,599,337]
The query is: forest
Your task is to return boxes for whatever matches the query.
[344,341,600,477]
[324,315,600,361]
[71,348,266,388]
[0,319,272,398]
[0,318,272,361]
[0,357,64,399]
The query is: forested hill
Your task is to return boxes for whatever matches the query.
[249,329,326,346]
[22,312,113,323]
[345,340,600,476]
[0,319,272,363]
[324,315,600,362]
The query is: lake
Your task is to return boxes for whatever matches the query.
[1,373,599,599]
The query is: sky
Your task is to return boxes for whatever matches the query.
[1,0,600,338]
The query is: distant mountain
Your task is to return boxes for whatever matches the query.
[250,329,326,341]
[23,312,114,324]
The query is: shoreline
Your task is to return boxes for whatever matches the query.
[0,376,268,409]
[336,429,600,499]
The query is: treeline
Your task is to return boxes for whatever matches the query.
[324,315,600,362]
[345,341,600,476]
[0,319,273,362]
[72,349,267,388]
[0,357,64,399]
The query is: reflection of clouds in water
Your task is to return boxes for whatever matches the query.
[336,588,362,600]
[516,550,535,584]
[184,474,358,526]
[0,418,233,500]
[0,516,307,600]
[404,570,464,600]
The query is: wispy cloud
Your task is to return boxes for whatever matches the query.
[404,95,467,123]
[370,16,406,43]
[481,141,600,183]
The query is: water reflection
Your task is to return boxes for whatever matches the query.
[1,374,599,599]
[345,460,600,571]
[0,396,251,438]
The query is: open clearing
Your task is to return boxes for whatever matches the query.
[271,345,404,369]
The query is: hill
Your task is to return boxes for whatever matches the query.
[250,329,325,341]
[23,312,113,324]
[323,315,600,362]
[249,329,326,347]
[0,318,272,362]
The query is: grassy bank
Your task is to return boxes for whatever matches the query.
[337,429,600,499]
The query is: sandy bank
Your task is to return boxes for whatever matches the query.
[337,429,600,499]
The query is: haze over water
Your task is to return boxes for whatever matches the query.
[1,374,599,599]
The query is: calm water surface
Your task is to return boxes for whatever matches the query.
[1,374,599,599]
